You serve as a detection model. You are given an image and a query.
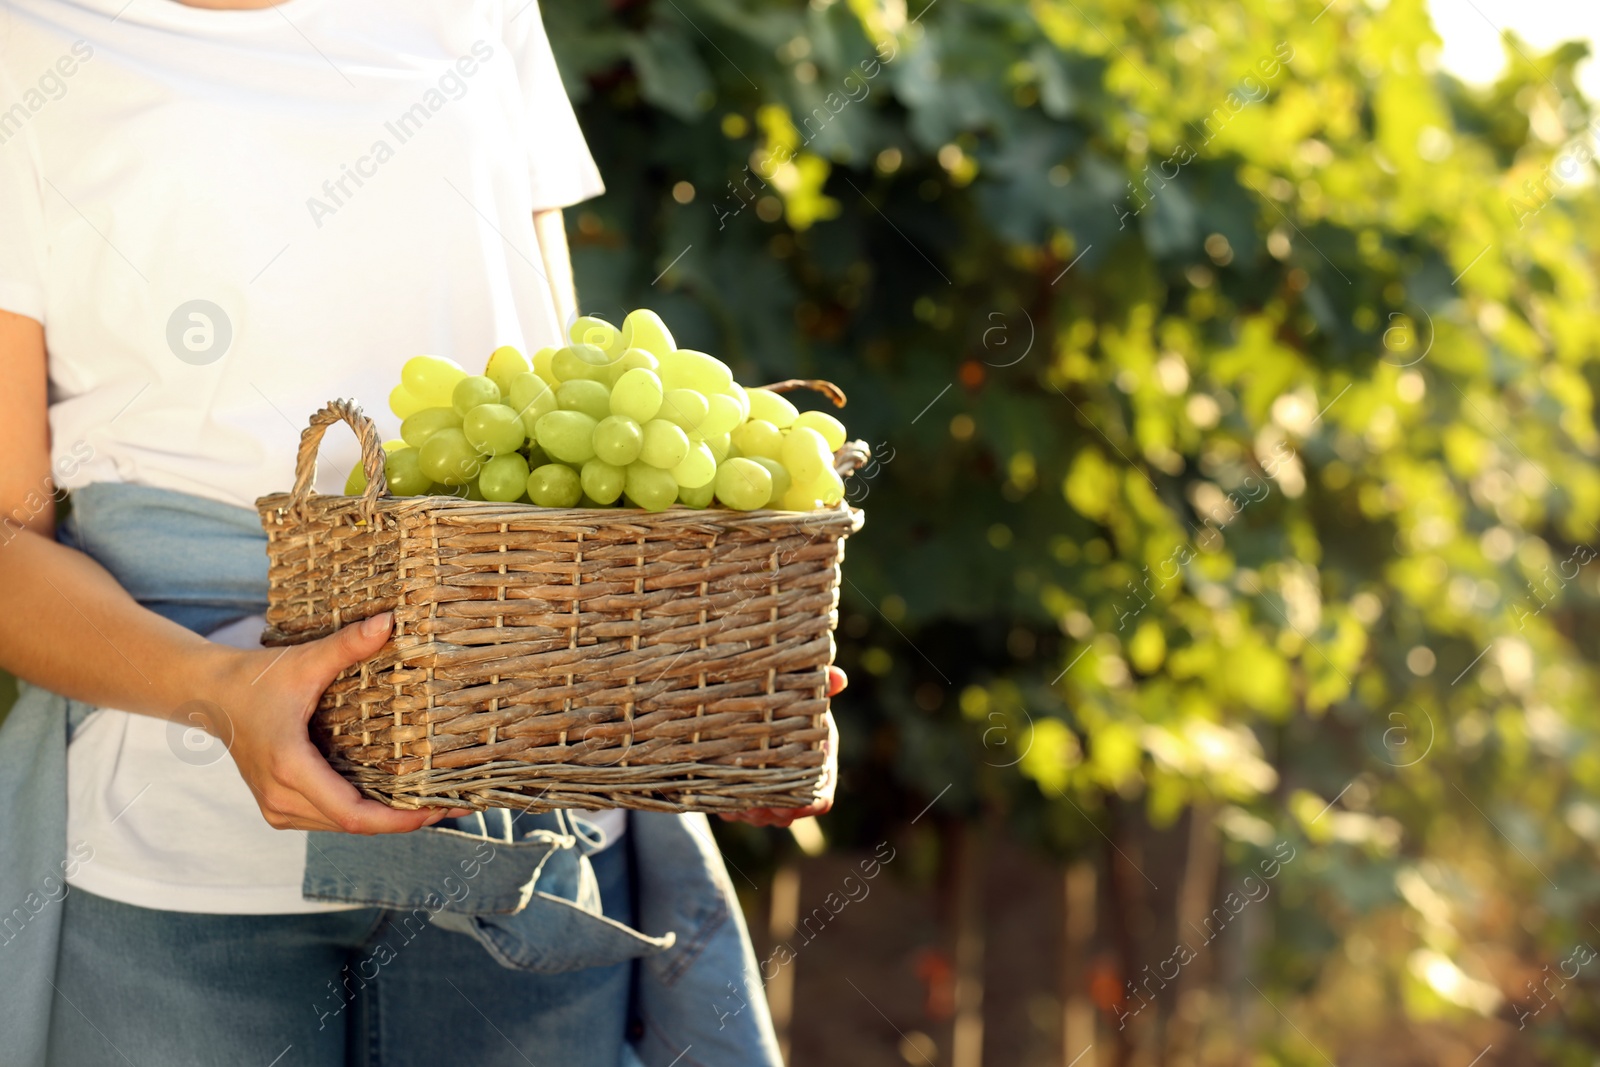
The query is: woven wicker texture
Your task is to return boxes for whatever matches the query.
[256,399,864,813]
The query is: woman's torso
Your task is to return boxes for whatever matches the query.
[3,0,594,505]
[0,0,618,913]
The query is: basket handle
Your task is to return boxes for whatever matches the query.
[833,439,871,478]
[291,399,387,520]
[755,379,869,477]
[755,379,847,408]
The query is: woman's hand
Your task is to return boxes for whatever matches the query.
[208,612,469,835]
[720,665,847,829]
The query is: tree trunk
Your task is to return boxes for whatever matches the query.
[1164,802,1220,1065]
[1063,858,1098,1067]
[951,822,986,1067]
[767,860,802,1065]
[1104,797,1147,1067]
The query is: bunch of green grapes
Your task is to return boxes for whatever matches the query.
[348,309,849,512]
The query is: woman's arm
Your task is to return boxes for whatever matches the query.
[0,310,228,717]
[0,309,451,834]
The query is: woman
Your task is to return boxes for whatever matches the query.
[0,1,840,1063]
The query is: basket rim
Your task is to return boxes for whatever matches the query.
[255,490,866,534]
[277,398,871,525]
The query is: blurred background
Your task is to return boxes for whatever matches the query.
[10,0,1600,1062]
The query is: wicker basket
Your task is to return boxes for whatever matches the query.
[255,398,865,814]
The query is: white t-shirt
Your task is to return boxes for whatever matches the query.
[66,616,366,914]
[0,0,624,913]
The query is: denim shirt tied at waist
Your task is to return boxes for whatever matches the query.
[0,482,781,1067]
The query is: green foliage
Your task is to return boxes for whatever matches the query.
[553,0,1600,1055]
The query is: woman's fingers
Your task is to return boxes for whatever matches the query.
[273,741,434,835]
[730,794,834,828]
[216,618,453,835]
[302,613,394,696]
[249,781,342,833]
[260,793,448,834]
[819,711,839,791]
[722,808,778,827]
[721,712,837,827]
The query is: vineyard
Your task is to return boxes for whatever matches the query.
[9,0,1600,1062]
[540,0,1600,1061]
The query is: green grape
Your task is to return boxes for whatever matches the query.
[678,481,715,508]
[401,406,463,449]
[418,428,483,486]
[640,419,690,469]
[430,479,485,501]
[527,463,582,507]
[611,368,664,422]
[790,467,840,506]
[794,409,848,452]
[509,372,553,410]
[342,440,406,495]
[569,315,624,355]
[730,419,782,460]
[385,447,433,496]
[508,371,558,433]
[671,442,717,489]
[704,432,732,463]
[616,348,660,373]
[390,383,426,419]
[479,453,531,502]
[700,393,743,437]
[747,388,799,428]
[619,308,677,358]
[597,346,657,389]
[658,388,708,433]
[748,456,791,501]
[714,457,773,511]
[580,459,626,505]
[727,384,750,421]
[532,346,557,383]
[658,349,733,394]
[815,468,846,506]
[484,345,531,395]
[781,425,832,484]
[624,462,678,511]
[776,483,821,511]
[533,410,598,464]
[525,443,550,469]
[463,403,526,456]
[453,375,502,416]
[552,343,613,383]
[593,415,644,466]
[401,355,467,407]
[557,379,612,423]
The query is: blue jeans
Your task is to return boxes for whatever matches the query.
[46,838,634,1067]
[3,483,782,1067]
